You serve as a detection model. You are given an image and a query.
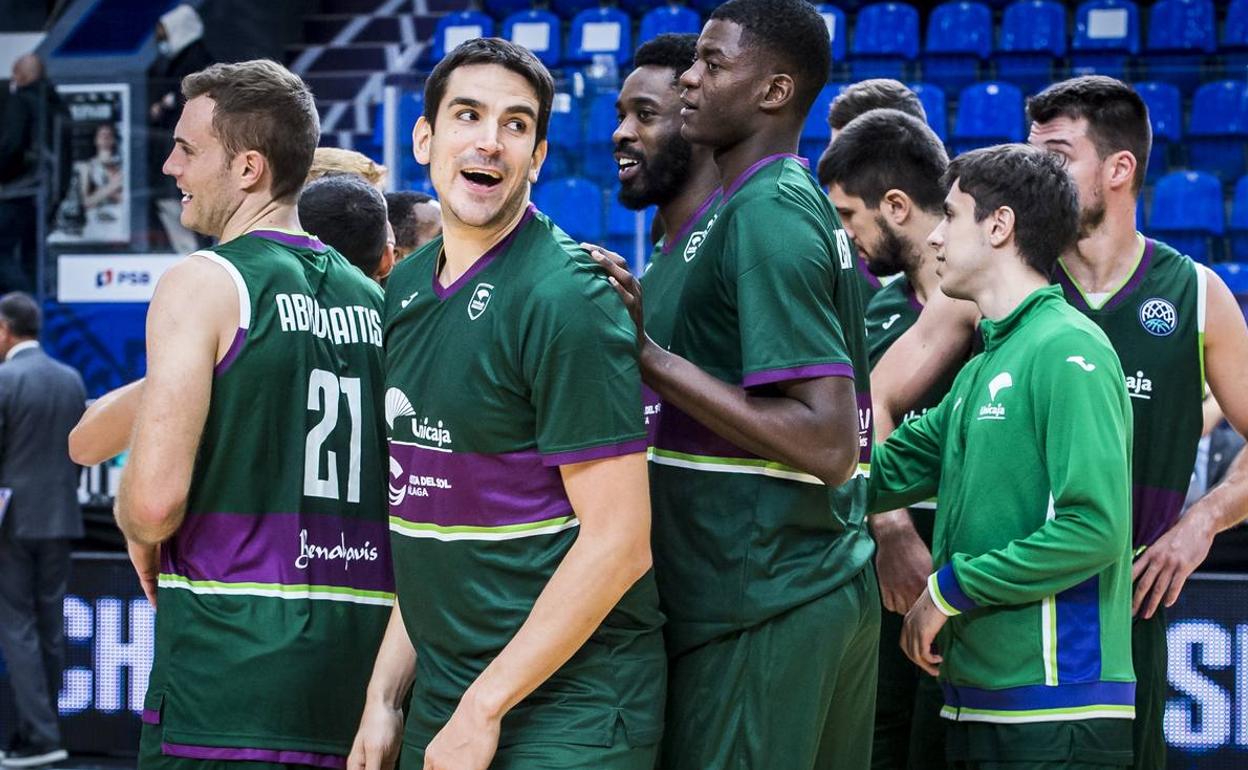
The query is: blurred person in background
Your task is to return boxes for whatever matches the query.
[307,146,387,189]
[0,292,85,769]
[384,190,442,258]
[299,174,395,282]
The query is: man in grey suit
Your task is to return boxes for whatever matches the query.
[0,293,84,768]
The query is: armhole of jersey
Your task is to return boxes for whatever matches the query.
[1195,261,1208,392]
[192,249,252,377]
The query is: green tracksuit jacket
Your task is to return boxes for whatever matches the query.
[871,285,1136,725]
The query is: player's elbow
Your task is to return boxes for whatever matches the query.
[815,436,860,488]
[68,424,111,466]
[118,493,185,546]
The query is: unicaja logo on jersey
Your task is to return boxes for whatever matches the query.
[979,372,1013,421]
[468,283,494,320]
[1139,297,1177,336]
[388,456,406,507]
[1126,370,1153,400]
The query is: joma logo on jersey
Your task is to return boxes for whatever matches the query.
[1139,297,1178,337]
[978,372,1013,421]
[468,283,494,320]
[1126,370,1153,400]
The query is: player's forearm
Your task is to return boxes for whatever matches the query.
[461,515,652,721]
[640,341,858,486]
[364,604,417,710]
[69,378,144,465]
[1188,448,1248,536]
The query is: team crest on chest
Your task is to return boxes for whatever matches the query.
[684,213,719,262]
[1138,297,1177,337]
[468,283,494,320]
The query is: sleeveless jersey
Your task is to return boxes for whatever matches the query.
[1055,236,1206,548]
[639,189,720,443]
[645,154,875,655]
[383,206,666,752]
[147,230,393,765]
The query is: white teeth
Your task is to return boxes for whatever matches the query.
[618,159,639,170]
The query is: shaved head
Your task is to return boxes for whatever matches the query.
[11,54,43,88]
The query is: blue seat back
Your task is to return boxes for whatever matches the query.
[502,9,561,66]
[1189,80,1248,136]
[1146,0,1216,53]
[570,7,633,66]
[815,4,848,62]
[909,82,948,141]
[639,5,702,44]
[1150,171,1225,234]
[953,82,1024,141]
[1072,0,1139,54]
[926,2,992,57]
[534,177,605,241]
[1000,1,1067,56]
[432,11,495,61]
[852,3,920,58]
[1225,0,1248,49]
[1134,81,1182,142]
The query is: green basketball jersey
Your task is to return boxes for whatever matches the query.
[383,206,666,752]
[853,256,886,305]
[1054,237,1206,548]
[645,154,875,655]
[639,189,720,442]
[147,230,392,765]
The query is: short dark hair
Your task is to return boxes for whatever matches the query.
[709,0,830,117]
[424,38,555,144]
[818,108,947,213]
[0,292,40,337]
[299,175,388,277]
[633,33,698,79]
[182,60,318,202]
[385,190,435,251]
[943,144,1079,278]
[1027,76,1152,194]
[828,79,926,131]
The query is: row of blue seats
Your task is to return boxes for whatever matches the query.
[432,0,1248,91]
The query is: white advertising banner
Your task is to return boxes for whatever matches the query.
[57,254,181,303]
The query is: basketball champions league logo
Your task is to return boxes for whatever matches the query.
[1139,297,1178,337]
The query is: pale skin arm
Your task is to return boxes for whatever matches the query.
[348,605,417,770]
[871,292,978,614]
[68,378,145,465]
[422,452,654,770]
[1133,268,1248,618]
[115,256,237,603]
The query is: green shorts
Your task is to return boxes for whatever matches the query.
[944,717,1132,769]
[660,565,881,770]
[399,724,657,770]
[874,606,946,770]
[1131,608,1167,770]
[138,722,324,770]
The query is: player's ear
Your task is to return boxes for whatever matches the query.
[759,73,795,114]
[882,189,912,225]
[236,150,266,193]
[987,205,1015,248]
[528,138,548,185]
[1104,149,1136,194]
[413,116,433,166]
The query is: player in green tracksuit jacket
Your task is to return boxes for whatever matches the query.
[871,145,1136,769]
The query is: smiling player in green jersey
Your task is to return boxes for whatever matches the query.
[874,144,1135,770]
[820,108,974,770]
[112,61,392,770]
[592,0,877,767]
[347,39,664,770]
[610,33,719,440]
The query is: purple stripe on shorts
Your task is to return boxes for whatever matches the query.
[433,205,535,299]
[388,442,572,528]
[543,438,648,467]
[1133,483,1186,549]
[162,742,345,769]
[141,708,161,725]
[742,362,854,388]
[723,153,807,199]
[213,328,247,377]
[161,512,394,592]
[249,229,327,252]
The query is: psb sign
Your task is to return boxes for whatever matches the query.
[58,255,181,303]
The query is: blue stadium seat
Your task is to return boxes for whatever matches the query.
[850,3,920,81]
[997,1,1068,92]
[1144,0,1216,94]
[1224,0,1248,70]
[951,82,1024,155]
[1187,80,1248,182]
[584,90,622,185]
[502,9,561,67]
[431,11,494,61]
[923,2,992,92]
[1133,81,1181,182]
[544,93,583,179]
[605,199,653,269]
[1230,176,1248,261]
[1071,0,1139,80]
[569,7,632,67]
[909,82,948,141]
[815,4,848,63]
[552,0,599,20]
[1148,170,1224,263]
[619,0,667,16]
[1212,263,1248,297]
[639,5,702,44]
[534,177,606,242]
[801,84,842,164]
[484,0,532,20]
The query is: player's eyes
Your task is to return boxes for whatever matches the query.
[456,109,478,121]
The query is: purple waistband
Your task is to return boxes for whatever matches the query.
[162,742,345,769]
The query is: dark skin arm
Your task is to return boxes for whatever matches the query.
[587,246,860,487]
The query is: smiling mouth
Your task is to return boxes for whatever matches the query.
[461,169,503,188]
[179,188,193,204]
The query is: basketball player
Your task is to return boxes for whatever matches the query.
[347,39,665,770]
[115,60,392,770]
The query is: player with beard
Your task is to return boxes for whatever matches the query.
[817,80,928,304]
[611,33,719,441]
[348,39,664,770]
[592,0,877,767]
[820,108,971,770]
